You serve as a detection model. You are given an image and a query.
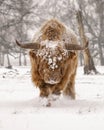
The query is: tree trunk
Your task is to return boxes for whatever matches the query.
[0,46,2,66]
[98,3,104,66]
[19,49,22,66]
[98,37,104,65]
[79,52,83,66]
[0,46,4,66]
[23,52,27,66]
[2,53,4,66]
[7,53,12,69]
[76,10,98,74]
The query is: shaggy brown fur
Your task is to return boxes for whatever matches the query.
[41,19,65,41]
[29,19,79,99]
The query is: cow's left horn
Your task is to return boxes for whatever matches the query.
[66,41,88,51]
[16,40,40,50]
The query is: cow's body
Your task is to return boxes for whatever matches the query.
[16,19,88,101]
[29,19,79,99]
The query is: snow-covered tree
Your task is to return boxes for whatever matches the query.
[0,0,104,67]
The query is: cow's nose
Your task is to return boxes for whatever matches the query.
[50,74,60,83]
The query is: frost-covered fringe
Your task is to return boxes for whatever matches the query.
[37,40,68,70]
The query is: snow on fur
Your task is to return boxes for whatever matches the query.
[37,40,68,70]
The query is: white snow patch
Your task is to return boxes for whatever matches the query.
[44,40,59,49]
[48,58,53,64]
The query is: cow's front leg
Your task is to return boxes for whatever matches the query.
[52,85,61,95]
[39,83,50,97]
[39,83,55,107]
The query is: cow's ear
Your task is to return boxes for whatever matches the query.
[29,50,37,58]
[68,51,77,59]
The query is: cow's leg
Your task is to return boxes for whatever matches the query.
[40,83,61,97]
[52,85,61,95]
[63,73,76,99]
[39,83,51,97]
[49,85,61,101]
[39,84,55,107]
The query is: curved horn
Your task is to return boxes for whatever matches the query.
[66,41,88,51]
[16,40,40,50]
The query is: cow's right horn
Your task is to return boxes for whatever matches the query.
[16,40,40,50]
[66,41,88,51]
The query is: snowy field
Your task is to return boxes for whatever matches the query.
[0,66,104,130]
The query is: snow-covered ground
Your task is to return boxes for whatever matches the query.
[0,66,104,130]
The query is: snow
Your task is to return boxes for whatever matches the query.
[0,66,104,130]
[73,0,80,11]
[41,40,60,49]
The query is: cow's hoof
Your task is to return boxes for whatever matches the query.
[39,97,51,107]
[39,94,60,107]
[49,94,60,101]
[46,102,51,107]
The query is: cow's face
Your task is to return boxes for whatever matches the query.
[38,57,66,85]
[39,65,62,84]
[37,42,69,84]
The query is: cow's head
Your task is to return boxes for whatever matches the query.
[16,40,88,84]
[16,19,88,84]
[36,40,69,84]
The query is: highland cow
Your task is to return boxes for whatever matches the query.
[16,19,88,103]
